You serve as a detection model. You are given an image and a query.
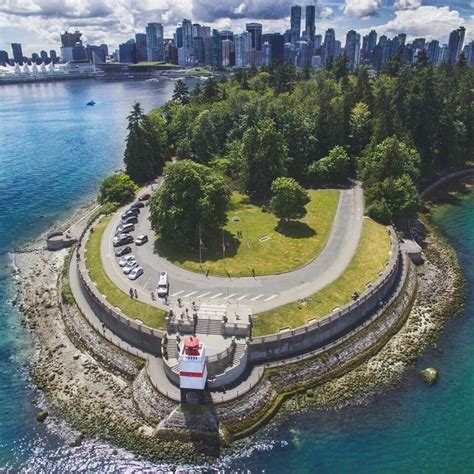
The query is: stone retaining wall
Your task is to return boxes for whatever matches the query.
[248,227,401,362]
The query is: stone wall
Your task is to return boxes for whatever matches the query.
[248,228,402,362]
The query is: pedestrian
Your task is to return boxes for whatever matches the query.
[151,291,155,300]
[164,294,168,305]
[129,288,133,298]
[177,297,182,308]
[185,308,189,318]
[134,288,138,298]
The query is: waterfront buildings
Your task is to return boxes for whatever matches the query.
[146,23,165,62]
[448,27,466,63]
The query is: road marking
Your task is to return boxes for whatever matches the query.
[143,278,151,290]
[250,294,264,301]
[210,292,223,299]
[196,292,211,298]
[223,293,237,300]
[183,291,198,298]
[263,294,278,302]
[237,294,248,300]
[171,290,184,296]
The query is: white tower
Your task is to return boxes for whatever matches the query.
[178,336,207,403]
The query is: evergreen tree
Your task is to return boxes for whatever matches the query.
[172,79,190,104]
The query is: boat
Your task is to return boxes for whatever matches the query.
[86,100,95,106]
[145,78,160,83]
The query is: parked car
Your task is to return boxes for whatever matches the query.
[123,260,139,274]
[131,202,144,209]
[138,193,150,201]
[157,271,169,297]
[113,234,134,247]
[121,208,139,219]
[116,223,135,234]
[127,207,140,215]
[135,234,148,245]
[119,255,136,267]
[115,246,131,257]
[122,215,138,225]
[128,266,144,280]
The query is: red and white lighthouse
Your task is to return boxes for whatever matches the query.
[179,336,207,402]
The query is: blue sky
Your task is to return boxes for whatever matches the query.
[0,0,472,56]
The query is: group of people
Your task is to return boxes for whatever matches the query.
[129,288,138,298]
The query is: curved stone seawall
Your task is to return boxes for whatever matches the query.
[248,227,401,362]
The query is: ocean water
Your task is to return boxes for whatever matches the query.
[0,79,473,472]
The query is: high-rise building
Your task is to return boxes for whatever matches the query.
[146,23,164,61]
[11,43,23,63]
[262,33,284,63]
[0,50,9,66]
[235,31,252,68]
[447,26,465,63]
[61,30,82,47]
[211,29,222,67]
[323,29,335,64]
[86,45,106,63]
[246,23,262,51]
[193,36,205,64]
[181,18,194,66]
[466,41,474,66]
[72,42,87,61]
[427,40,440,64]
[135,33,147,62]
[175,27,183,48]
[305,5,316,41]
[199,26,211,38]
[345,30,361,71]
[290,5,302,45]
[263,41,272,66]
[119,39,136,64]
[221,39,233,67]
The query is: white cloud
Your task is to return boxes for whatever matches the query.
[341,0,381,19]
[394,0,422,10]
[319,7,334,19]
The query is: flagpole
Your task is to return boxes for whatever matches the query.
[199,225,202,265]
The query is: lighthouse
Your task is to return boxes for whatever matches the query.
[178,336,208,403]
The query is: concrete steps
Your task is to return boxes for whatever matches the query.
[195,318,223,335]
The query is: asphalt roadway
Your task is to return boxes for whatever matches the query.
[100,183,364,314]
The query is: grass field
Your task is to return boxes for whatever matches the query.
[159,189,340,277]
[252,218,392,336]
[85,216,166,329]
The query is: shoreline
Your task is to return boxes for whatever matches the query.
[11,177,469,465]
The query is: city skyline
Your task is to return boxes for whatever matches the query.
[1,0,473,56]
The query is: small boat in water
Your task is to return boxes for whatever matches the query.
[86,100,96,106]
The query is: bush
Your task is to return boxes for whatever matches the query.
[308,146,351,185]
[98,173,137,205]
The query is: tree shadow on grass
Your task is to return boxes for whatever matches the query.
[153,230,241,264]
[274,220,316,239]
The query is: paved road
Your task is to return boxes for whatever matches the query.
[101,184,364,313]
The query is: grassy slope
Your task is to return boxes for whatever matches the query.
[159,189,340,277]
[85,216,166,329]
[252,218,392,336]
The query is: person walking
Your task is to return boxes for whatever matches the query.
[134,288,138,298]
[129,288,133,298]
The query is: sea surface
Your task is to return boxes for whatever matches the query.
[0,79,473,472]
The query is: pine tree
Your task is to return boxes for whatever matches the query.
[172,79,190,104]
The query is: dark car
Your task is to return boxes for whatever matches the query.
[138,193,150,201]
[127,206,140,215]
[131,202,145,209]
[121,209,139,220]
[113,234,134,247]
[115,246,132,257]
[122,215,138,225]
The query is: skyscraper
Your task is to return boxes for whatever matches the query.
[447,26,465,63]
[119,40,137,64]
[345,30,361,71]
[181,18,194,66]
[11,43,23,63]
[246,23,262,51]
[427,40,440,64]
[61,31,82,47]
[323,29,335,64]
[135,33,147,62]
[290,5,302,44]
[305,5,316,41]
[146,23,164,62]
[235,31,252,67]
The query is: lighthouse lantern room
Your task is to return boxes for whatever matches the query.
[179,336,207,403]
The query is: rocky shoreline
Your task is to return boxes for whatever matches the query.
[11,181,467,464]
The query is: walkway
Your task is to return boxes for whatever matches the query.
[101,184,365,313]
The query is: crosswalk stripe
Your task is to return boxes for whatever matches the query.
[171,290,184,296]
[210,292,223,299]
[223,293,237,300]
[236,294,248,300]
[183,291,197,298]
[263,294,278,302]
[196,292,211,298]
[250,294,264,301]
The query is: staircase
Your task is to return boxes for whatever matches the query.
[195,318,223,335]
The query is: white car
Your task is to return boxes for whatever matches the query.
[128,266,144,280]
[119,255,135,267]
[135,234,148,245]
[123,260,138,274]
[157,271,169,297]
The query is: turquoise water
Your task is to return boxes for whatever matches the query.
[0,80,473,471]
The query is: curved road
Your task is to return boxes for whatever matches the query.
[101,184,364,313]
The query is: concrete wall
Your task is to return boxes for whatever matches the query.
[248,228,401,362]
[208,343,249,388]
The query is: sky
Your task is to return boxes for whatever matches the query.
[0,0,472,56]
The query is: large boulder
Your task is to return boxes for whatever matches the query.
[421,367,438,385]
[36,410,48,423]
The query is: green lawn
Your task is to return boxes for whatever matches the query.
[252,218,392,336]
[85,216,166,329]
[158,189,340,277]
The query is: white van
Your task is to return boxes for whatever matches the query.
[157,272,169,297]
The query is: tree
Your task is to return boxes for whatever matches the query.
[349,101,371,156]
[308,146,351,185]
[98,173,137,205]
[124,103,168,184]
[172,79,190,104]
[203,77,219,101]
[240,118,288,200]
[149,160,231,247]
[270,177,310,222]
[358,136,421,187]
